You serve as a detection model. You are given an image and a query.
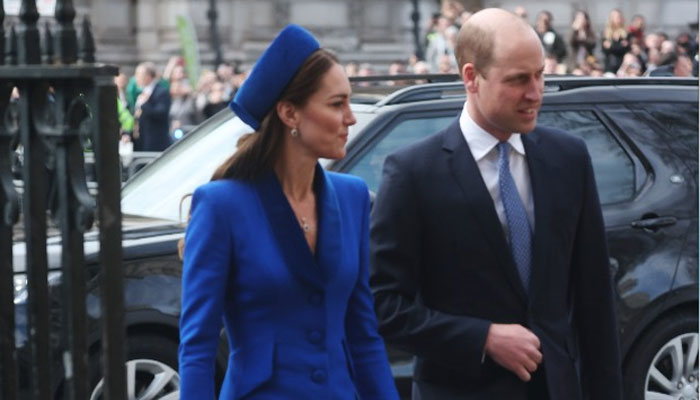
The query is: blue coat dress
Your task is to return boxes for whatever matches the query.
[179,166,399,399]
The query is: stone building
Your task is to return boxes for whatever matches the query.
[16,0,697,73]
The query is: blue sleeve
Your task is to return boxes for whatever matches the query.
[344,184,400,400]
[179,185,233,399]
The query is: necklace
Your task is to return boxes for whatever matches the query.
[300,217,311,232]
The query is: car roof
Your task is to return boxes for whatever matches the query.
[350,75,698,107]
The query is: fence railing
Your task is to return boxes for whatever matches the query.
[0,0,125,399]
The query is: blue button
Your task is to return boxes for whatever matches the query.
[308,330,323,344]
[308,292,323,306]
[311,369,327,383]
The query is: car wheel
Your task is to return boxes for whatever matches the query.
[624,311,699,400]
[89,334,180,400]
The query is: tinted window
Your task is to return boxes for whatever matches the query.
[538,110,635,204]
[643,103,698,178]
[348,115,454,192]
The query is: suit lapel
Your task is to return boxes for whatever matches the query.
[522,130,552,298]
[442,120,528,302]
[255,170,323,288]
[313,165,343,283]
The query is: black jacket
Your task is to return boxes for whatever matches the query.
[370,118,623,400]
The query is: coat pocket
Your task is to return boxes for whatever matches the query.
[231,337,275,399]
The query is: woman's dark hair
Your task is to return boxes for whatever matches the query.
[211,49,339,181]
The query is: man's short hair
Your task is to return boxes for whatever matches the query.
[136,61,157,78]
[455,22,495,76]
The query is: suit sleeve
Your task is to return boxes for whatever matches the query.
[370,153,491,377]
[345,183,400,400]
[179,186,233,399]
[140,85,171,119]
[571,149,623,399]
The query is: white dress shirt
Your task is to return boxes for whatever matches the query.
[458,103,535,238]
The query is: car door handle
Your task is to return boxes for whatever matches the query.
[630,216,677,230]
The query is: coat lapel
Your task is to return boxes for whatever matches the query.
[442,120,528,302]
[255,170,323,288]
[313,165,343,284]
[521,131,553,299]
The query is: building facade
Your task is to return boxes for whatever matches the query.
[46,0,698,73]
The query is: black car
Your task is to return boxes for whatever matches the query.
[13,77,698,399]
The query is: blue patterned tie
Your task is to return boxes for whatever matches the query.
[497,142,532,294]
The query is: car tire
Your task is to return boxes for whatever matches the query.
[623,311,698,400]
[89,334,180,400]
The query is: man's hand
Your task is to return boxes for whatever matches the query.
[484,323,542,382]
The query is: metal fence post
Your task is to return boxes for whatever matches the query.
[0,0,125,398]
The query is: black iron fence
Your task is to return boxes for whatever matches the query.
[0,0,125,399]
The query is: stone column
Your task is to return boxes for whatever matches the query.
[91,0,138,66]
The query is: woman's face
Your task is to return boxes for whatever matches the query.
[295,63,356,160]
[610,10,623,27]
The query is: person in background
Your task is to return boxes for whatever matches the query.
[201,80,229,119]
[216,62,237,100]
[412,60,431,74]
[133,62,172,151]
[345,61,359,77]
[543,53,560,74]
[194,69,218,120]
[425,15,457,72]
[535,10,567,64]
[370,8,622,400]
[627,15,646,43]
[513,6,528,22]
[569,10,596,69]
[168,63,198,137]
[602,9,630,73]
[440,0,464,29]
[114,73,134,140]
[616,53,643,76]
[178,24,399,400]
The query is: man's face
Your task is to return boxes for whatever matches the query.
[135,67,152,88]
[469,30,544,139]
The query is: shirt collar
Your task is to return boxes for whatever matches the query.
[458,102,526,161]
[143,80,157,94]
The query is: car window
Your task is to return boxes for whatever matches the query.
[347,115,455,192]
[121,107,376,222]
[642,103,698,179]
[538,110,635,205]
[121,113,250,221]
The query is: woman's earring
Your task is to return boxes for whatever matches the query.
[290,128,299,137]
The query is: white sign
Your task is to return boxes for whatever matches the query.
[4,0,57,17]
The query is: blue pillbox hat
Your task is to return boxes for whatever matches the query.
[230,24,320,130]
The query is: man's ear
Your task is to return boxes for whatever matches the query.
[276,100,299,129]
[462,63,479,93]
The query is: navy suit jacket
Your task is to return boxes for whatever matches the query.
[179,166,399,399]
[370,118,623,400]
[137,83,171,151]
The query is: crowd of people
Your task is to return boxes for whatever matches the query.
[116,56,249,152]
[345,2,698,79]
[119,3,698,150]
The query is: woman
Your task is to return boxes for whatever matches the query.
[178,24,399,400]
[602,9,630,73]
[168,63,199,136]
[569,10,596,69]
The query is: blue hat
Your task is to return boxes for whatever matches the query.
[230,24,320,130]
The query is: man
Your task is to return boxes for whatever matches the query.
[133,62,171,152]
[534,10,567,64]
[370,8,622,400]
